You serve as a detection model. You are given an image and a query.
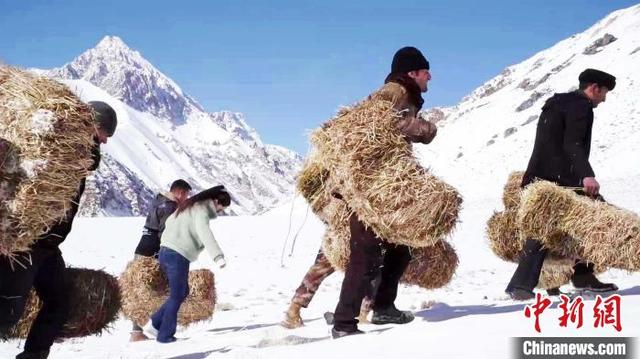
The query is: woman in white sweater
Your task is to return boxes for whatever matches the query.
[144,185,230,343]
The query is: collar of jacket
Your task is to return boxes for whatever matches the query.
[384,72,424,110]
[574,90,595,108]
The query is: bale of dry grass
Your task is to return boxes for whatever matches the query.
[7,268,120,339]
[502,171,525,210]
[401,241,458,289]
[321,196,458,290]
[0,66,95,257]
[296,153,332,218]
[120,257,216,327]
[311,96,461,248]
[519,181,640,270]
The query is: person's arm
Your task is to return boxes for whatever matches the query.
[396,115,438,144]
[563,104,596,193]
[193,209,225,266]
[156,201,178,234]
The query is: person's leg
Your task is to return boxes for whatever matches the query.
[23,249,68,355]
[333,214,382,334]
[506,238,548,299]
[283,249,335,328]
[0,251,44,339]
[155,248,190,343]
[373,244,411,310]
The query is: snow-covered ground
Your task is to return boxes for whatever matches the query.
[2,173,639,358]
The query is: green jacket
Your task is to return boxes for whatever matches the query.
[160,201,224,263]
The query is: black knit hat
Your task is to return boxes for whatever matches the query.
[391,47,430,73]
[89,101,118,136]
[579,69,616,90]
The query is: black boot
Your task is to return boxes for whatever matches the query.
[507,287,536,301]
[371,305,414,325]
[572,273,618,292]
[546,287,563,296]
[16,350,50,359]
[572,262,618,293]
[331,328,364,339]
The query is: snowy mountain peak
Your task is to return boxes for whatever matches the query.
[46,35,199,124]
[38,36,303,215]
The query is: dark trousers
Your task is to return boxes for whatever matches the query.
[0,247,68,352]
[333,214,411,332]
[151,247,190,342]
[506,239,596,291]
[506,191,603,292]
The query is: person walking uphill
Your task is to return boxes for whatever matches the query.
[142,186,230,343]
[331,46,437,339]
[129,179,192,342]
[506,69,618,300]
[0,101,117,359]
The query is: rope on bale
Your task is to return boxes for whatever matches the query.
[0,66,95,258]
[5,268,120,339]
[119,257,216,327]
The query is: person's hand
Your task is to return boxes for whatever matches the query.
[215,257,227,269]
[582,177,600,196]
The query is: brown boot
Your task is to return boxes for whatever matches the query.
[281,303,304,329]
[129,331,149,342]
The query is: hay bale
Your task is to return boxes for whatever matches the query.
[311,97,461,248]
[0,66,95,257]
[401,241,458,289]
[486,210,522,262]
[519,181,640,270]
[503,171,524,210]
[296,154,331,218]
[321,198,458,290]
[120,257,216,327]
[8,268,120,339]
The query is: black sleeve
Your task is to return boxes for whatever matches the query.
[563,103,595,180]
[156,201,178,235]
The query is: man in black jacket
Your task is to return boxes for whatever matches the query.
[129,179,191,341]
[0,101,117,359]
[506,69,618,300]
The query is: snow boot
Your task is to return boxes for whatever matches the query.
[371,305,414,325]
[571,273,618,293]
[281,303,304,329]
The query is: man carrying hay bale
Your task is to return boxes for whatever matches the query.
[326,47,439,339]
[505,69,618,301]
[129,179,192,342]
[0,100,117,359]
[142,186,230,343]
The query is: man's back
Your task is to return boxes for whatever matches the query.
[523,91,594,188]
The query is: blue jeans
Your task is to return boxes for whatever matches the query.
[151,247,190,342]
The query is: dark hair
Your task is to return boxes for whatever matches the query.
[176,185,231,215]
[88,101,118,136]
[170,179,192,192]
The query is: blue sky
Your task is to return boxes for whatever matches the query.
[1,0,637,153]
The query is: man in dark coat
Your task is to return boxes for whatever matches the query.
[0,101,117,359]
[129,179,191,341]
[506,69,618,300]
[331,47,437,339]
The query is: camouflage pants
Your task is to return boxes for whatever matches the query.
[291,248,373,312]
